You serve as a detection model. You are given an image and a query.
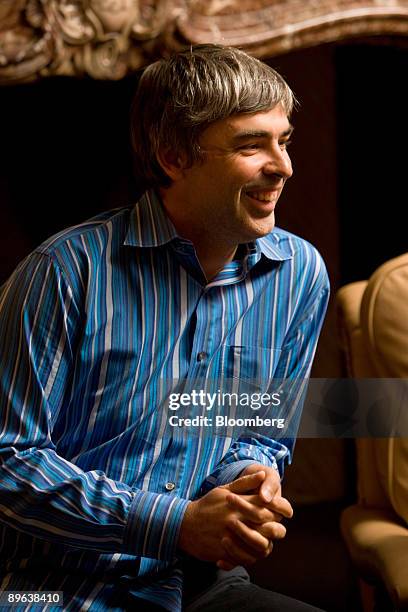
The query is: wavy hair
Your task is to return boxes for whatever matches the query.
[131,44,296,187]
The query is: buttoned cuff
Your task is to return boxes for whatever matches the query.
[214,457,279,487]
[214,459,278,487]
[123,490,190,561]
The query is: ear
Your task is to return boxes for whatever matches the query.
[156,148,188,182]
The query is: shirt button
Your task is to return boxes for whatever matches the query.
[197,351,207,362]
[165,482,175,491]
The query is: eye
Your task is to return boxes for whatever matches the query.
[279,140,292,150]
[238,143,261,153]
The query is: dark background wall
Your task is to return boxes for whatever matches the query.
[271,38,407,374]
[1,37,406,376]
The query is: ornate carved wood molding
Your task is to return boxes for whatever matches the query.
[0,0,407,84]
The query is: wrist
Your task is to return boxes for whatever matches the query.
[178,500,196,556]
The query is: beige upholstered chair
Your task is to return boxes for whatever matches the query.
[336,253,408,611]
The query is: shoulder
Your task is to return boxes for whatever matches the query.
[265,226,323,260]
[35,206,133,260]
[4,205,134,308]
[264,227,329,292]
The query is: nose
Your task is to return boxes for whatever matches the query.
[262,148,293,180]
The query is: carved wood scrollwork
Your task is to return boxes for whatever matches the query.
[0,0,407,84]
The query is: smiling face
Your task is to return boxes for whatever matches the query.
[162,104,293,249]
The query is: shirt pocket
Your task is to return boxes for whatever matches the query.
[219,344,282,383]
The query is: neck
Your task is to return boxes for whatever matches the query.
[195,241,237,281]
[159,187,237,281]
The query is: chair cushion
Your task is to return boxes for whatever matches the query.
[336,281,371,377]
[359,254,408,524]
[341,505,408,607]
[361,253,408,378]
[375,438,408,526]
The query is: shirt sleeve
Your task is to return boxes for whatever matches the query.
[200,248,330,493]
[0,251,189,561]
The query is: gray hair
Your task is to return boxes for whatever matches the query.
[131,44,296,188]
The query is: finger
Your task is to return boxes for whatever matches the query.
[228,518,270,555]
[225,471,265,495]
[259,470,281,504]
[221,536,258,566]
[217,548,240,570]
[264,495,293,519]
[237,494,284,521]
[216,559,236,571]
[236,492,293,521]
[226,492,274,524]
[258,521,287,540]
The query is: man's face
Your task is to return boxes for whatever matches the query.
[178,104,293,246]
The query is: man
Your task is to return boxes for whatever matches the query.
[0,45,329,610]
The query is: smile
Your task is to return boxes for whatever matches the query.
[246,190,278,203]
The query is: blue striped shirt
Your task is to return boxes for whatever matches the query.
[0,190,329,611]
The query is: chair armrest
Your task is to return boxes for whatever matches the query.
[341,505,408,609]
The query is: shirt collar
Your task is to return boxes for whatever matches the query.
[256,235,293,262]
[124,189,178,247]
[124,189,293,261]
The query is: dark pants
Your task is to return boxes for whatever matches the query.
[182,564,325,612]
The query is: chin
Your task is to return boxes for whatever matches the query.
[248,214,275,238]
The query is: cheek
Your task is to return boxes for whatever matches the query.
[230,160,261,184]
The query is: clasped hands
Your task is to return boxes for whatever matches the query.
[178,464,293,570]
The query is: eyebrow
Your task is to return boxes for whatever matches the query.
[231,125,294,142]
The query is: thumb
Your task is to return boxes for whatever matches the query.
[224,470,266,494]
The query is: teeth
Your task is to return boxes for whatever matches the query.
[247,191,274,202]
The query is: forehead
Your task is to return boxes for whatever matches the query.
[200,104,291,146]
